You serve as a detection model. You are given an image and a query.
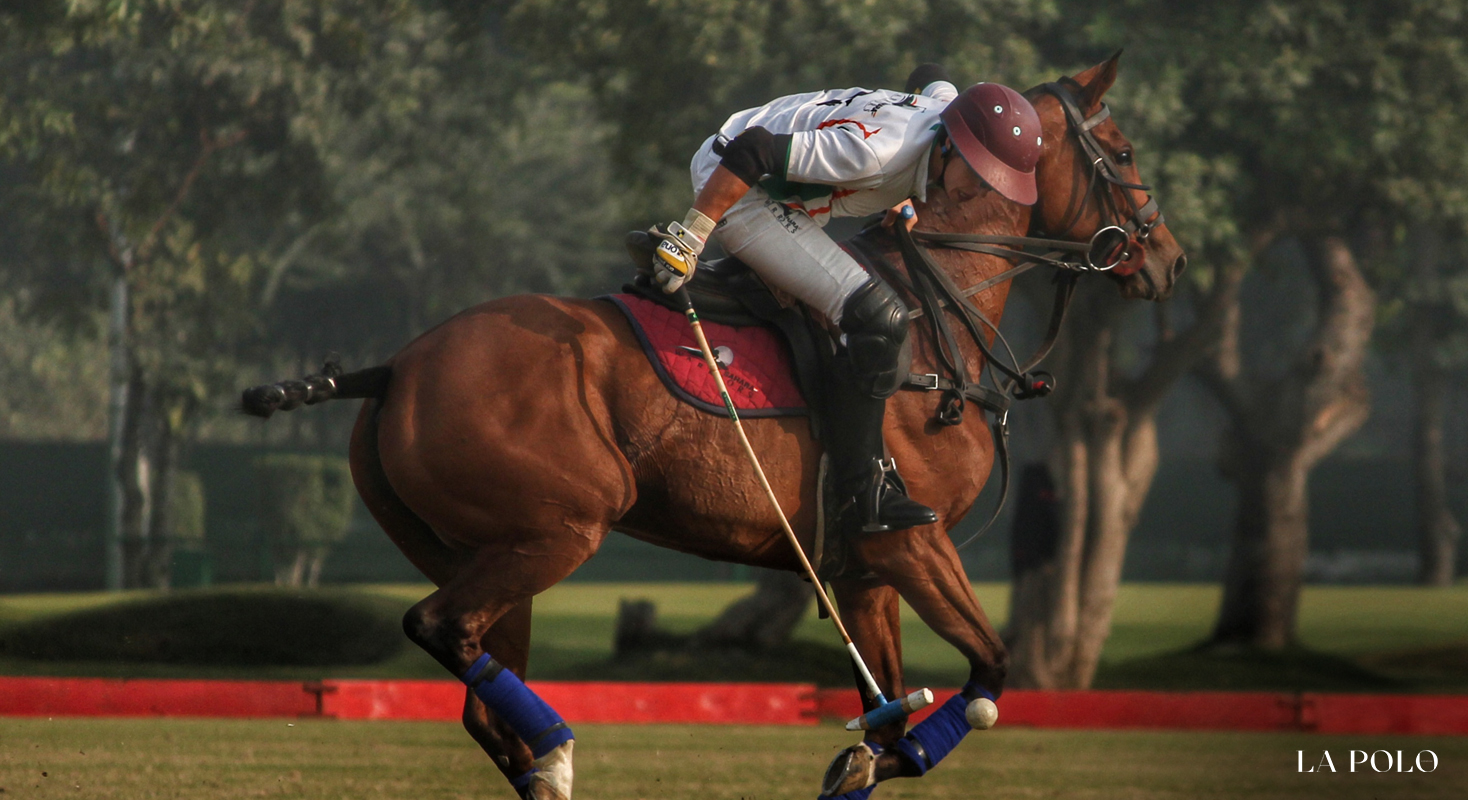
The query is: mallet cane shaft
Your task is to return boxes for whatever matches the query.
[674,287,931,731]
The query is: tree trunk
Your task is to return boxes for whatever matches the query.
[1413,352,1461,586]
[276,549,308,587]
[142,412,180,590]
[306,547,327,588]
[1005,463,1066,686]
[1212,451,1310,648]
[118,368,152,590]
[1067,408,1159,685]
[693,568,813,650]
[1205,235,1376,649]
[1007,275,1223,688]
[105,276,130,592]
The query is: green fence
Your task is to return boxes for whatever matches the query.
[0,441,1459,591]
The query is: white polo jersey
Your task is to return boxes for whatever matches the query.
[691,81,958,224]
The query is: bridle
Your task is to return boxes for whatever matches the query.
[846,78,1168,548]
[1037,77,1166,278]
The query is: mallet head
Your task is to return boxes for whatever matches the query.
[846,688,934,731]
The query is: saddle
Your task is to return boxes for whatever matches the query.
[621,230,867,583]
[621,230,835,432]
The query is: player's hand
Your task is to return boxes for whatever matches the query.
[650,221,705,293]
[882,200,918,231]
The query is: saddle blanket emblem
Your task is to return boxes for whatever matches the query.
[606,294,807,417]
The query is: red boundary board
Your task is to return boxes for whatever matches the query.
[816,689,1468,735]
[321,680,818,725]
[0,677,320,718]
[3,678,1467,734]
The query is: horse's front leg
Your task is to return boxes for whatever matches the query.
[818,578,905,799]
[846,527,1006,781]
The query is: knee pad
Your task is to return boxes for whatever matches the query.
[839,279,911,398]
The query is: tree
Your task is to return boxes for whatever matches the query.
[0,1,331,588]
[1374,229,1468,586]
[1171,0,1468,645]
[1200,236,1376,648]
[255,454,355,588]
[500,0,1058,219]
[1005,274,1237,687]
[0,1,634,590]
[999,21,1244,685]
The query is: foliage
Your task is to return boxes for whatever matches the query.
[253,453,355,548]
[499,0,1059,217]
[0,0,631,440]
[0,296,108,439]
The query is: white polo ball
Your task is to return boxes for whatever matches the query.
[965,697,999,730]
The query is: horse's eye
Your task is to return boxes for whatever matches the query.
[1116,149,1134,167]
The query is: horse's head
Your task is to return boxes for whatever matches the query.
[1027,54,1187,301]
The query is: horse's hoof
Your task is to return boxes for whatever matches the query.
[821,741,877,797]
[529,740,574,800]
[966,697,999,730]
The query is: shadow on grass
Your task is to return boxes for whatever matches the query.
[0,587,405,667]
[1092,642,1403,693]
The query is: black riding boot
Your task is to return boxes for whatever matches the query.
[829,279,939,534]
[828,365,938,533]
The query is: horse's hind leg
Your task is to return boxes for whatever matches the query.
[461,600,539,792]
[351,400,547,793]
[403,536,600,800]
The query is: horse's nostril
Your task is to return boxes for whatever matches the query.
[1172,254,1188,279]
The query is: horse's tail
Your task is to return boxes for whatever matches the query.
[240,355,392,419]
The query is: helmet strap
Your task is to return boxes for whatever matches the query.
[929,128,954,193]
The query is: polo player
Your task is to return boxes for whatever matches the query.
[650,64,1044,535]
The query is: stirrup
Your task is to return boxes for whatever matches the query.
[858,459,938,533]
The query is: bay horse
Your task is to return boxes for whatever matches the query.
[247,55,1184,798]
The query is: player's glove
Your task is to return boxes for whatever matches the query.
[650,209,717,294]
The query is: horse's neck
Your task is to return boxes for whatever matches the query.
[915,190,1031,295]
[879,191,1031,371]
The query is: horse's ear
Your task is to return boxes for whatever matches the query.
[1071,50,1122,111]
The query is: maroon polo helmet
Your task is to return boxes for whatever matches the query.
[940,83,1042,205]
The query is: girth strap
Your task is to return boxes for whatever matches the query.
[903,373,1009,415]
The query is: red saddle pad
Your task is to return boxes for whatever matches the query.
[605,294,808,417]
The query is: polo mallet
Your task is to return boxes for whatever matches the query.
[674,286,932,732]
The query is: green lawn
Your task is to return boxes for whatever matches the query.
[0,583,1466,690]
[1,717,1464,799]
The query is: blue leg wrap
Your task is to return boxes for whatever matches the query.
[893,684,993,776]
[462,653,574,758]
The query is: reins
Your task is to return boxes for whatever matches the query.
[851,79,1167,550]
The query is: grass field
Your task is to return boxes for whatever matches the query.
[1,583,1467,691]
[1,717,1465,799]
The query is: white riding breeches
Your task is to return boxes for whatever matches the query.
[711,189,872,324]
